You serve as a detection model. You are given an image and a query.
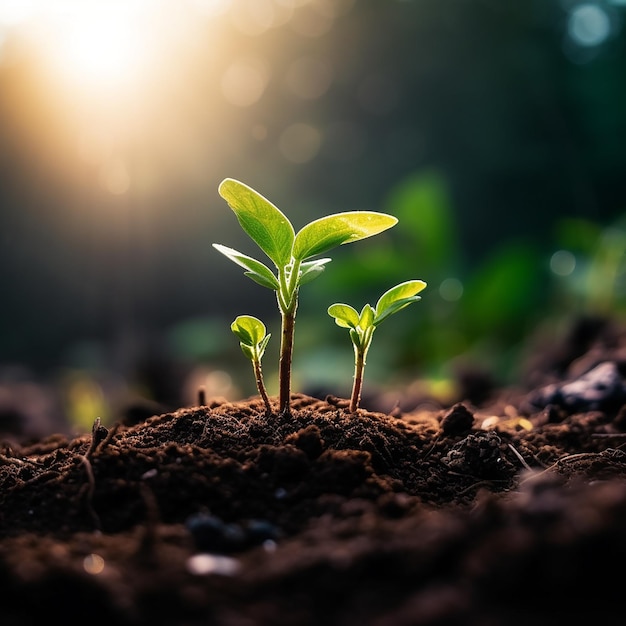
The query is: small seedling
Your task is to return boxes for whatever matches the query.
[231,315,272,414]
[214,178,398,415]
[328,280,427,412]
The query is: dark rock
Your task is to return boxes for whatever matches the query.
[526,361,626,414]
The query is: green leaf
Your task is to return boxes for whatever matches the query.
[374,297,422,326]
[299,258,331,285]
[240,344,255,361]
[374,280,427,325]
[231,315,267,346]
[349,328,361,348]
[213,244,280,290]
[245,272,280,291]
[327,303,360,329]
[258,333,271,358]
[218,178,295,268]
[359,304,375,328]
[293,211,398,261]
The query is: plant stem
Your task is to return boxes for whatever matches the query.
[279,308,296,415]
[277,260,300,416]
[350,347,365,412]
[253,359,272,414]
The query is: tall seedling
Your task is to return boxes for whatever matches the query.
[213,178,398,415]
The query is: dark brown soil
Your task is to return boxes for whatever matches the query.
[3,316,626,625]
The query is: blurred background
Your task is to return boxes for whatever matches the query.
[1,0,625,435]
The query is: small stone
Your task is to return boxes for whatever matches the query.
[244,519,281,545]
[186,513,243,553]
[186,554,240,577]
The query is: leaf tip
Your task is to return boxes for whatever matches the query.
[218,177,244,199]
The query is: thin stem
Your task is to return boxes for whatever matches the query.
[253,358,272,414]
[349,346,365,413]
[279,308,296,415]
[277,259,301,416]
[349,326,374,413]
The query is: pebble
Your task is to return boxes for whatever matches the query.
[186,554,240,577]
[185,512,281,554]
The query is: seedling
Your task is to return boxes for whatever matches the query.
[213,178,398,415]
[231,315,272,414]
[328,280,427,412]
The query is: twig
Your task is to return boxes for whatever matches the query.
[507,443,533,471]
[519,452,605,485]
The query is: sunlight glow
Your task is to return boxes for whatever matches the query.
[0,0,39,26]
[48,1,156,89]
[188,0,233,17]
[99,159,131,195]
[0,0,341,196]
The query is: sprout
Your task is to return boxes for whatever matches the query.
[214,178,398,415]
[328,280,427,412]
[231,315,272,414]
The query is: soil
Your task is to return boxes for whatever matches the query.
[3,315,626,625]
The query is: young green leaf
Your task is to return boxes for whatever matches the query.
[359,304,375,328]
[292,212,398,261]
[328,279,426,412]
[212,244,280,290]
[328,303,360,329]
[231,315,271,361]
[298,257,332,285]
[374,279,427,325]
[218,178,295,267]
[231,315,273,414]
[231,315,267,347]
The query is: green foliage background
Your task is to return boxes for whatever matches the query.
[0,0,625,423]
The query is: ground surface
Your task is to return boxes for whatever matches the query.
[3,316,626,625]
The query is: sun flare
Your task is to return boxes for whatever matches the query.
[57,10,142,85]
[47,1,155,90]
